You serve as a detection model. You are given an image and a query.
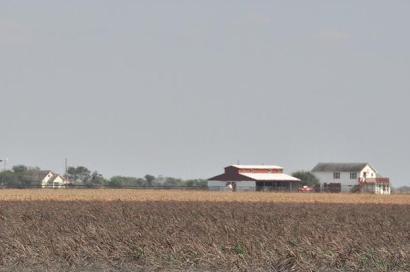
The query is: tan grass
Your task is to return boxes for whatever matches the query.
[0,189,409,204]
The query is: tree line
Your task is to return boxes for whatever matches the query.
[0,165,207,188]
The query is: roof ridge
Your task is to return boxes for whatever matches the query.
[312,162,372,173]
[231,164,283,169]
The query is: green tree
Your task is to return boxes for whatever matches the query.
[83,171,105,187]
[184,179,207,187]
[185,179,194,187]
[12,165,28,173]
[164,177,182,187]
[0,170,18,187]
[291,171,320,187]
[107,176,123,188]
[144,174,155,187]
[66,167,77,180]
[67,166,91,182]
[10,165,35,187]
[108,176,146,187]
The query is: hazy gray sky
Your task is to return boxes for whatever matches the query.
[1,1,409,186]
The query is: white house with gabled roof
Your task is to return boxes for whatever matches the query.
[311,163,390,194]
[40,171,69,188]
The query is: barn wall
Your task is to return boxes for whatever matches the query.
[207,180,225,190]
[207,180,255,191]
[236,181,256,191]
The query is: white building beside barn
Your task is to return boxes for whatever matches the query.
[208,165,300,192]
[311,163,391,194]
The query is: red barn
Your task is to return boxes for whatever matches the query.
[208,165,300,192]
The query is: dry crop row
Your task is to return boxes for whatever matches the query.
[0,201,409,271]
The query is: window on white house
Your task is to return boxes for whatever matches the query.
[333,172,340,179]
[350,172,357,179]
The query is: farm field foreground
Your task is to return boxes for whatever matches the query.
[0,190,409,272]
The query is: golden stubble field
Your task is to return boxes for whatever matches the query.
[0,189,409,204]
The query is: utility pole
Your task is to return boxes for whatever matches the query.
[65,158,68,177]
[1,158,7,172]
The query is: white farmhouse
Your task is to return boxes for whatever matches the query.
[312,163,390,194]
[41,171,69,188]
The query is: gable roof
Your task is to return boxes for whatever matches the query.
[48,175,60,183]
[312,163,370,172]
[240,173,300,181]
[230,165,283,170]
[30,170,53,181]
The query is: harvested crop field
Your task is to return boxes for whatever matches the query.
[0,189,409,204]
[0,190,409,272]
